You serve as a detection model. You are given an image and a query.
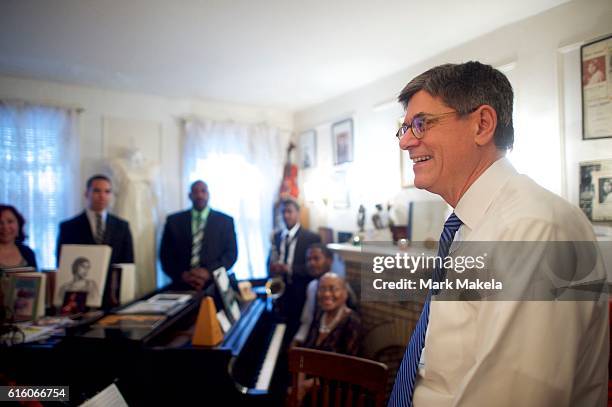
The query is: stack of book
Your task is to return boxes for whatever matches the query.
[116,293,193,316]
[94,314,167,330]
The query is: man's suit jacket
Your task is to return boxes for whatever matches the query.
[159,209,238,285]
[56,212,134,266]
[270,227,321,280]
[269,226,321,338]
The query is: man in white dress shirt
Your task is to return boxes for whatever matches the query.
[393,61,608,406]
[268,199,321,339]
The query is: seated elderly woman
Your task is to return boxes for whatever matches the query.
[302,271,361,355]
[288,272,362,405]
[293,244,358,346]
[0,205,37,270]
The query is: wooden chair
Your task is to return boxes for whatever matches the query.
[288,347,388,407]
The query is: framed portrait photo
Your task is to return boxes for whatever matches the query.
[581,34,612,140]
[579,159,612,221]
[593,170,612,221]
[298,129,317,169]
[56,244,112,307]
[332,118,354,165]
[10,275,42,321]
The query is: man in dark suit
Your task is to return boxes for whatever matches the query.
[56,174,134,266]
[159,180,237,291]
[269,198,321,338]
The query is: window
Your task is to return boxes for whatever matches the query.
[0,101,79,269]
[182,119,288,280]
[188,154,268,279]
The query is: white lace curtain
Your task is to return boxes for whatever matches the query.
[0,101,79,269]
[182,118,289,280]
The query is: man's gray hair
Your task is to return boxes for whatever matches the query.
[398,61,514,150]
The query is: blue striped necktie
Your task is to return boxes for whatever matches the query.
[388,212,463,407]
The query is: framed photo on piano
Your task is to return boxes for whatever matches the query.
[56,244,111,308]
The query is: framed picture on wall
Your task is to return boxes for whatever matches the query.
[579,159,612,221]
[331,170,350,209]
[332,118,354,165]
[581,34,612,140]
[298,130,317,169]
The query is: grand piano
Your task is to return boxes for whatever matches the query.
[3,290,288,406]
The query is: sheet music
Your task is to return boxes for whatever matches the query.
[216,310,232,333]
[213,268,230,292]
[79,383,128,407]
[230,301,241,321]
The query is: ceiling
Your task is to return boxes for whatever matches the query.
[0,0,568,111]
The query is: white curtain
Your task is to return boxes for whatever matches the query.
[182,118,289,280]
[0,101,79,269]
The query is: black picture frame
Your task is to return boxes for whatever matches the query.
[580,33,612,140]
[332,118,354,165]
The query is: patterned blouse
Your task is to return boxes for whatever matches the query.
[303,308,362,356]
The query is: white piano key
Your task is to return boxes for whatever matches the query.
[254,323,286,391]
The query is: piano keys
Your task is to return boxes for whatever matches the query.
[255,323,286,391]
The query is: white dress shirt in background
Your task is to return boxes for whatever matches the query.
[85,208,108,240]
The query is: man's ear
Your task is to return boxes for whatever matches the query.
[473,105,497,146]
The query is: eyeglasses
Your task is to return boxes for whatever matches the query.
[396,108,477,140]
[318,285,343,294]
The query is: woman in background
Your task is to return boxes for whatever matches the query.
[302,272,361,355]
[289,272,362,405]
[0,204,37,270]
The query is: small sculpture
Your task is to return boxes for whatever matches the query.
[372,203,389,229]
[357,204,366,232]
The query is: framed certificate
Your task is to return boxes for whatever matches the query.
[581,34,612,140]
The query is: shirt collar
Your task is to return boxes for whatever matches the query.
[192,206,211,219]
[284,223,301,239]
[454,157,516,231]
[86,208,107,223]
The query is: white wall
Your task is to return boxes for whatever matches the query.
[295,0,612,235]
[0,75,294,215]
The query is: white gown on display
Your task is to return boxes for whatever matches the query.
[109,150,160,298]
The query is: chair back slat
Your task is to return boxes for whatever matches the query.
[291,371,300,407]
[346,385,354,406]
[311,378,319,407]
[322,378,330,406]
[375,391,386,407]
[357,391,366,407]
[334,383,343,406]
